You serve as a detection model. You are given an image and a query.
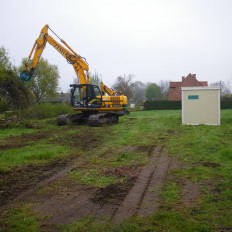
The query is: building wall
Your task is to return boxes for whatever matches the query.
[182,87,220,125]
[168,86,181,101]
[168,74,208,101]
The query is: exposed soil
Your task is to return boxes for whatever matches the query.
[202,161,221,168]
[0,129,105,210]
[92,166,142,206]
[0,159,69,207]
[52,130,104,151]
[28,177,135,227]
[112,146,174,223]
[1,146,180,229]
[0,131,203,231]
[0,131,52,151]
[103,165,142,180]
[92,182,133,205]
[180,181,201,208]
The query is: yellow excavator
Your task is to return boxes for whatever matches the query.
[20,24,128,126]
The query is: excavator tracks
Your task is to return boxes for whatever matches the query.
[57,112,119,126]
[88,113,119,126]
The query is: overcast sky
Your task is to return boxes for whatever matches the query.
[1,0,232,92]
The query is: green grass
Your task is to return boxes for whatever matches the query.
[1,110,232,231]
[0,127,35,139]
[62,216,110,232]
[69,169,117,188]
[87,150,148,168]
[0,142,71,171]
[0,204,40,232]
[61,211,211,232]
[163,110,232,231]
[161,182,180,206]
[109,152,147,167]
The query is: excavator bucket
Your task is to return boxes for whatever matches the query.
[20,71,32,81]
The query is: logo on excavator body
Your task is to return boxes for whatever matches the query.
[54,44,67,57]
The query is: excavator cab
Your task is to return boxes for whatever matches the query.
[70,84,102,109]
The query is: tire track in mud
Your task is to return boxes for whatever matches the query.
[1,145,174,229]
[112,146,172,224]
[0,162,79,211]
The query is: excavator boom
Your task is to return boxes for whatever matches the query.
[20,25,90,84]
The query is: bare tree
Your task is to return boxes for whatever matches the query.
[159,80,170,100]
[112,74,134,100]
[210,80,231,98]
[131,81,146,103]
[89,71,102,86]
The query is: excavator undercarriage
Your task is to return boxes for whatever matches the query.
[57,111,126,126]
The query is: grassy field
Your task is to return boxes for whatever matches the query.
[0,109,232,231]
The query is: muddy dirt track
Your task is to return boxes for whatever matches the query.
[0,131,201,231]
[1,149,180,228]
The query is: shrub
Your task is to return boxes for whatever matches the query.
[0,69,32,110]
[18,103,73,119]
[0,98,8,112]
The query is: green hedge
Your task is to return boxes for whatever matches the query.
[144,101,181,110]
[144,100,232,110]
[221,101,232,109]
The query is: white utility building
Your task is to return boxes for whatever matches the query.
[181,87,220,125]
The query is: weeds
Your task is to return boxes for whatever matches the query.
[18,103,73,120]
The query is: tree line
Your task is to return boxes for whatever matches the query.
[0,45,169,110]
[1,45,232,112]
[112,74,170,103]
[113,75,232,103]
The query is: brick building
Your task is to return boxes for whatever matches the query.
[168,73,208,101]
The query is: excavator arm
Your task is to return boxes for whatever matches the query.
[100,82,116,96]
[20,24,117,97]
[20,24,90,85]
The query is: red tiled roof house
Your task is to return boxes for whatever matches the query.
[168,73,208,101]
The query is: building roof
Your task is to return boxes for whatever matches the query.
[170,82,180,88]
[170,74,208,88]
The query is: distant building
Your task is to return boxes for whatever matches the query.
[168,73,208,101]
